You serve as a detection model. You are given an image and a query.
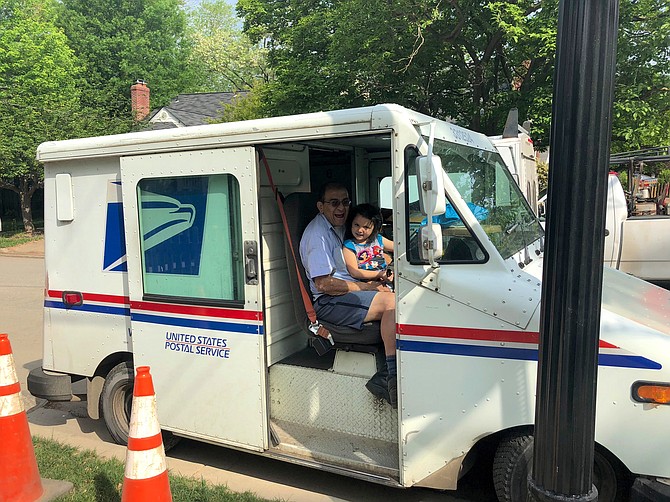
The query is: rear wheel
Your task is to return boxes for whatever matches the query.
[492,434,630,502]
[99,361,181,451]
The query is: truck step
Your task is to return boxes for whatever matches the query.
[269,362,398,443]
[269,419,399,478]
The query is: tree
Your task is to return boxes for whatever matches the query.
[238,0,555,143]
[218,84,267,122]
[186,0,270,94]
[0,0,82,233]
[55,0,197,129]
[611,0,670,151]
[239,0,669,153]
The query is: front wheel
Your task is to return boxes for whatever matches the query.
[99,361,181,451]
[492,434,631,502]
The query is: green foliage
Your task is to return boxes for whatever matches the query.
[0,230,42,248]
[187,0,270,94]
[239,0,557,144]
[55,0,195,127]
[1,0,268,231]
[0,0,85,232]
[536,160,549,192]
[218,85,267,122]
[618,170,628,190]
[658,169,670,185]
[0,0,79,174]
[240,0,668,154]
[612,0,670,151]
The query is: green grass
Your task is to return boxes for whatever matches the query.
[0,229,43,248]
[34,437,275,502]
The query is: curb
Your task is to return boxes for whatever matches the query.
[0,252,44,259]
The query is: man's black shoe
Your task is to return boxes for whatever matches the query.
[366,369,389,401]
[387,375,398,409]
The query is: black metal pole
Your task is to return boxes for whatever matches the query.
[529,0,619,501]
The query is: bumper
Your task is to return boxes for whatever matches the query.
[27,367,73,401]
[631,477,670,502]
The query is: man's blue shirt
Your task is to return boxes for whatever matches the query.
[299,213,354,298]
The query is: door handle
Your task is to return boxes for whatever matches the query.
[244,240,259,285]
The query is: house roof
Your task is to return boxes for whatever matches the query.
[149,91,246,128]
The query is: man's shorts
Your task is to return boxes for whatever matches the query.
[314,291,378,330]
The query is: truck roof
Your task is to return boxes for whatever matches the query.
[36,104,496,162]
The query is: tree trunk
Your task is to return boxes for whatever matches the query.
[18,177,37,235]
[0,175,42,234]
[20,190,35,234]
[471,64,483,131]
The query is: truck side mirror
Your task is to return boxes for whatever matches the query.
[417,155,446,216]
[419,223,444,266]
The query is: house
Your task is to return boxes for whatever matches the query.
[130,80,246,129]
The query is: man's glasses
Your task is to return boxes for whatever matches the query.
[322,198,351,208]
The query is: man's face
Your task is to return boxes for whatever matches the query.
[318,187,350,228]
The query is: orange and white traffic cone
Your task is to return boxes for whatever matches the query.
[0,333,44,502]
[121,366,172,502]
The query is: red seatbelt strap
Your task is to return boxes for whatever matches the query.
[258,147,332,341]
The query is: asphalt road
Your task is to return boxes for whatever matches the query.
[1,253,497,502]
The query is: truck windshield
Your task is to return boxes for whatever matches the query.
[412,138,543,260]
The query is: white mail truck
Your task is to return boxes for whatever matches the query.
[29,105,670,501]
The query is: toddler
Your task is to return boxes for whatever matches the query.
[343,203,394,286]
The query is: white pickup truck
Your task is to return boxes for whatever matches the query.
[604,173,670,289]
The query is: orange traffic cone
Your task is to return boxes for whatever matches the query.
[121,366,172,501]
[0,333,43,502]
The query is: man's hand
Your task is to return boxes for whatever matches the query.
[362,281,391,292]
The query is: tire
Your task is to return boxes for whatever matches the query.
[492,434,534,501]
[99,361,181,451]
[593,447,631,501]
[27,367,73,401]
[492,434,630,502]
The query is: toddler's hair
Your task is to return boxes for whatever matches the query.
[345,203,383,243]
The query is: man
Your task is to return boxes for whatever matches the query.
[299,182,397,408]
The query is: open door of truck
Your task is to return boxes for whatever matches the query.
[120,147,267,451]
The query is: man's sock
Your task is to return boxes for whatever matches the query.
[386,355,397,377]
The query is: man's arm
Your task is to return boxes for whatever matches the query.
[314,275,388,295]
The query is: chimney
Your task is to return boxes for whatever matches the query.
[130,80,150,121]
